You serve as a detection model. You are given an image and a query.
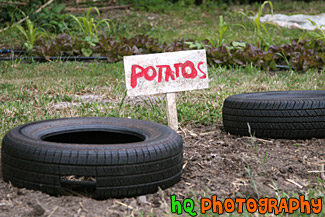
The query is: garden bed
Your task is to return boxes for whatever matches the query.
[1,35,324,71]
[0,124,324,216]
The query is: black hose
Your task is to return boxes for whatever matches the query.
[0,49,11,54]
[275,65,294,70]
[0,49,25,54]
[0,56,108,62]
[0,56,321,71]
[275,64,323,71]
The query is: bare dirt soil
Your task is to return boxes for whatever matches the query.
[0,124,324,217]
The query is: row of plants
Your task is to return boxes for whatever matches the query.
[1,1,324,71]
[29,33,324,71]
[4,6,113,53]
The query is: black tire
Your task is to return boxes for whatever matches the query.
[222,90,325,139]
[1,117,183,199]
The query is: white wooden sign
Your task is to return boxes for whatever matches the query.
[123,49,209,131]
[123,50,209,97]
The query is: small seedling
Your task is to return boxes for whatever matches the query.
[70,7,113,45]
[214,15,246,47]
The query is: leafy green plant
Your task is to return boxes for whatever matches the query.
[184,41,204,49]
[276,51,293,71]
[0,0,44,24]
[13,32,325,71]
[242,1,273,49]
[307,19,325,42]
[70,7,113,56]
[269,39,325,71]
[12,11,48,52]
[36,3,69,33]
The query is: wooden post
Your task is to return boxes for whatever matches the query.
[123,50,209,132]
[166,92,178,131]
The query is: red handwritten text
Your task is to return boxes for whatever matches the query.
[131,60,206,88]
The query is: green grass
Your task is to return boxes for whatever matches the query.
[111,0,325,47]
[0,61,323,141]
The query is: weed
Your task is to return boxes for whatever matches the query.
[245,165,260,197]
[118,90,127,116]
[247,122,254,139]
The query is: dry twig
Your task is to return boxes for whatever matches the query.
[65,5,131,12]
[286,179,303,189]
[243,136,273,143]
[48,206,58,217]
[114,200,134,210]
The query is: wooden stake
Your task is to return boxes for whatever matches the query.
[166,93,178,131]
[0,1,27,6]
